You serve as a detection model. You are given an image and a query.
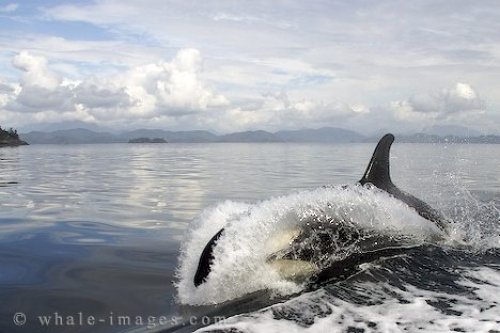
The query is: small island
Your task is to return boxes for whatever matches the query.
[128,137,167,143]
[0,126,28,147]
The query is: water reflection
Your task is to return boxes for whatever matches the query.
[0,218,178,333]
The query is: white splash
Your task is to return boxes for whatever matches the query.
[175,186,446,305]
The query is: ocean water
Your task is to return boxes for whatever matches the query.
[0,142,498,333]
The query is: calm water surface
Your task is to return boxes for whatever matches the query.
[0,143,498,332]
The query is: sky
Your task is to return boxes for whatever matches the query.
[0,0,499,134]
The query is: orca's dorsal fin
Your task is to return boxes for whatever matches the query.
[359,133,395,191]
[359,133,449,232]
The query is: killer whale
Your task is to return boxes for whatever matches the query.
[193,133,449,287]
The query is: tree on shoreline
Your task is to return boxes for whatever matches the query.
[0,125,27,146]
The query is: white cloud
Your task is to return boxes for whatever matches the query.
[112,48,229,120]
[391,82,485,122]
[0,81,17,108]
[12,51,61,89]
[14,86,73,111]
[210,91,371,132]
[1,48,496,134]
[2,49,229,125]
[73,82,132,109]
[145,48,229,110]
[390,82,487,131]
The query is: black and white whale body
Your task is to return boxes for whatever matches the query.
[193,133,450,287]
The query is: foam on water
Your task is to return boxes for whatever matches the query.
[176,186,446,305]
[197,265,500,333]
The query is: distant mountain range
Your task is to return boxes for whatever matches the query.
[422,125,483,137]
[19,126,500,145]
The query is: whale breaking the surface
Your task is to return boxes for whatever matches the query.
[178,134,452,304]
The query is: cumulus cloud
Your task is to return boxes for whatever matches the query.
[1,48,494,134]
[2,49,229,126]
[14,86,73,111]
[8,51,72,113]
[12,51,61,89]
[122,49,228,113]
[73,82,132,109]
[0,81,17,110]
[212,91,371,132]
[391,82,486,123]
